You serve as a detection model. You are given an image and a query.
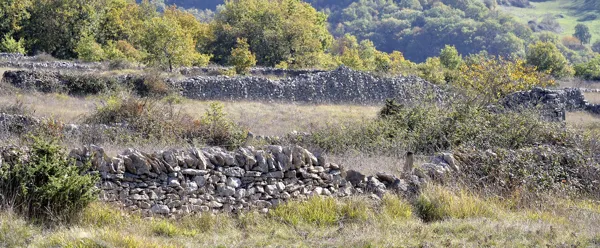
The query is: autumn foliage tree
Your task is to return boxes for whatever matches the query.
[455,56,555,103]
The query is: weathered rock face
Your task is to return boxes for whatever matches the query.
[499,87,600,121]
[176,66,446,104]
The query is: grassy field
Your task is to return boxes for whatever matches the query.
[0,93,380,137]
[500,0,600,43]
[2,187,599,247]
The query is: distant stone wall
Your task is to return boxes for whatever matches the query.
[3,66,447,105]
[174,66,446,104]
[0,53,103,71]
[179,66,326,77]
[500,87,600,121]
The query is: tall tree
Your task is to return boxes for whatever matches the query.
[0,0,32,36]
[24,0,102,58]
[209,0,333,67]
[141,15,210,71]
[574,23,592,45]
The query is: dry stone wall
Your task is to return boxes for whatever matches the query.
[175,66,446,104]
[64,145,425,217]
[0,53,102,71]
[500,87,600,121]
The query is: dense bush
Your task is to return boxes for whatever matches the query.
[456,145,600,198]
[305,99,571,155]
[0,137,99,223]
[62,74,117,96]
[526,41,573,78]
[574,56,600,81]
[126,72,172,97]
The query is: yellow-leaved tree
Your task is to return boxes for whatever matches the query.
[141,14,211,71]
[455,56,555,104]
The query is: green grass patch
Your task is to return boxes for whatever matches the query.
[381,194,413,220]
[270,196,371,226]
[415,186,499,222]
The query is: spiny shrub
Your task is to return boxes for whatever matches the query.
[0,97,33,116]
[0,137,99,223]
[185,102,247,148]
[414,186,497,222]
[84,96,183,140]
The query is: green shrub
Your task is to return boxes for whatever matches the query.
[0,34,26,54]
[229,38,257,75]
[62,74,116,95]
[574,56,600,81]
[0,137,99,223]
[75,33,105,62]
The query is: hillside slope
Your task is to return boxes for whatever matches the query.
[499,0,600,43]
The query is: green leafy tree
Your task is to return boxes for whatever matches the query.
[0,0,32,36]
[141,15,208,71]
[574,23,592,45]
[0,34,26,54]
[526,41,573,78]
[229,38,257,75]
[440,45,462,70]
[75,33,105,62]
[24,0,102,59]
[210,0,333,67]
